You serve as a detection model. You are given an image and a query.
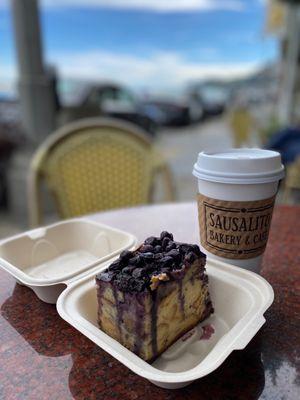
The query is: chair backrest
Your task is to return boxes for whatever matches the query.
[28,118,158,226]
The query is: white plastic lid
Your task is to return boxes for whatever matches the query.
[193,148,285,184]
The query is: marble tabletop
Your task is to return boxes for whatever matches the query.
[0,203,299,399]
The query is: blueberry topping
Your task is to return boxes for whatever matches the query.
[178,244,190,254]
[154,252,163,260]
[144,236,157,246]
[166,249,181,260]
[120,250,133,261]
[160,231,173,241]
[165,242,176,252]
[97,270,115,282]
[191,244,201,256]
[97,232,205,293]
[145,263,156,272]
[122,266,135,274]
[185,252,196,264]
[132,268,144,278]
[162,237,171,249]
[159,256,174,267]
[140,252,154,260]
[108,260,122,271]
[114,275,132,292]
[129,255,141,265]
[154,245,162,253]
[139,244,154,253]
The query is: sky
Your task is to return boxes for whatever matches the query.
[1,0,277,94]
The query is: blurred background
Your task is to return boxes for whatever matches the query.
[1,0,300,238]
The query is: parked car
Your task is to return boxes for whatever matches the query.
[190,83,228,116]
[60,83,159,136]
[142,83,228,126]
[141,88,203,126]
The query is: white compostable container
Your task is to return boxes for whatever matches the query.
[57,257,274,389]
[0,218,274,389]
[193,148,285,272]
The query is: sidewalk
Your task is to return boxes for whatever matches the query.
[157,116,233,201]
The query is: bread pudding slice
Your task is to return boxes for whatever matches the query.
[96,231,213,362]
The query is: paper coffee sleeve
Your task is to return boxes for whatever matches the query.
[197,194,275,259]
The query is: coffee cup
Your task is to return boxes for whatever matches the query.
[193,149,285,272]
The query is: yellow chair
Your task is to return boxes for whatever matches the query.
[28,118,174,227]
[283,156,300,204]
[229,108,254,147]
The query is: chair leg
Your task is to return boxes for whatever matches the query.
[27,172,43,228]
[161,164,176,202]
[150,163,176,203]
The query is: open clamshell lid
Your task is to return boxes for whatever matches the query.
[0,219,137,289]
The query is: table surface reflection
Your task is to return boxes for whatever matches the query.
[0,203,299,400]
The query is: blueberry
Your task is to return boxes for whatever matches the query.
[132,268,144,278]
[144,236,157,246]
[185,252,196,264]
[122,266,135,274]
[120,250,133,261]
[191,244,201,256]
[108,260,121,271]
[162,237,171,249]
[154,245,162,253]
[166,249,180,259]
[99,271,115,282]
[159,256,174,267]
[165,242,176,252]
[160,231,173,241]
[130,254,140,265]
[178,244,189,254]
[140,252,154,260]
[129,255,141,265]
[139,244,154,253]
